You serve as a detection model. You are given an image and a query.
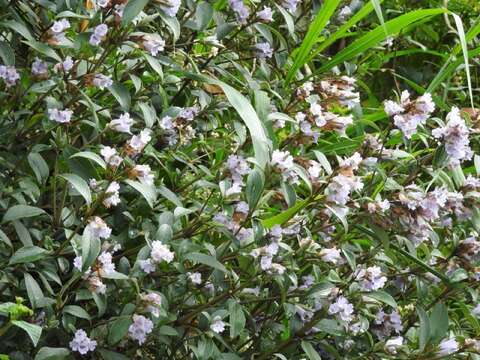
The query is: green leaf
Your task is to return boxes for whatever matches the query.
[0,41,15,66]
[316,8,446,74]
[261,197,310,229]
[138,102,156,128]
[108,317,132,345]
[35,347,70,360]
[365,290,397,308]
[306,0,382,63]
[417,306,431,351]
[24,273,44,309]
[124,179,157,208]
[451,13,474,108]
[1,20,35,41]
[28,152,49,184]
[108,83,131,111]
[229,301,245,338]
[81,228,101,271]
[122,0,149,25]
[63,305,91,320]
[301,341,322,360]
[60,173,92,205]
[429,302,449,343]
[70,151,107,170]
[0,229,12,247]
[285,0,342,84]
[184,252,227,273]
[2,205,47,223]
[99,349,130,360]
[22,41,61,61]
[195,2,213,31]
[246,169,264,210]
[144,54,163,78]
[9,246,48,265]
[11,320,42,346]
[157,185,182,207]
[186,73,270,169]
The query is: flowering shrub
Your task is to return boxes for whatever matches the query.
[1,0,480,359]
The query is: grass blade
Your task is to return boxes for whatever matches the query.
[285,0,342,85]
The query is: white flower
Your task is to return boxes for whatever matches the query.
[127,129,152,154]
[0,65,20,87]
[100,146,122,167]
[86,216,112,239]
[129,314,153,345]
[48,108,73,123]
[73,256,83,271]
[109,113,134,133]
[31,58,48,76]
[141,292,162,317]
[229,0,249,24]
[260,256,272,270]
[432,107,472,167]
[437,338,458,357]
[159,0,181,17]
[210,316,225,333]
[374,310,403,339]
[69,329,97,355]
[384,336,403,354]
[150,241,174,263]
[92,73,112,89]
[132,164,154,185]
[282,0,300,12]
[89,24,108,46]
[235,201,249,215]
[320,248,342,265]
[139,259,155,273]
[97,0,109,7]
[255,42,273,59]
[98,251,115,275]
[103,181,121,208]
[160,116,174,130]
[356,266,387,291]
[143,35,165,56]
[187,272,202,284]
[384,100,404,116]
[88,276,106,294]
[328,295,354,323]
[257,6,273,22]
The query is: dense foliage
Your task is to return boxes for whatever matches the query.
[1,0,480,358]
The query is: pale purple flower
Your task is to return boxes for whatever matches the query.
[133,164,154,185]
[54,56,74,72]
[103,181,121,208]
[320,247,342,265]
[385,336,403,354]
[255,42,273,59]
[229,0,249,24]
[92,73,112,89]
[187,272,202,284]
[127,129,152,154]
[356,266,387,291]
[328,295,354,323]
[100,146,122,167]
[143,35,165,56]
[86,216,112,239]
[51,19,70,33]
[69,329,97,355]
[257,6,273,22]
[141,292,162,317]
[73,256,83,271]
[150,241,174,263]
[31,58,48,76]
[178,106,199,121]
[437,338,458,357]
[374,310,403,339]
[282,0,301,12]
[432,107,472,167]
[109,112,134,133]
[89,24,108,46]
[210,316,225,333]
[48,108,73,123]
[0,65,20,87]
[129,314,154,345]
[98,251,115,275]
[140,259,155,273]
[159,0,181,17]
